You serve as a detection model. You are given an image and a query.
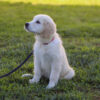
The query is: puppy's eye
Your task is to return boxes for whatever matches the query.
[36,20,40,24]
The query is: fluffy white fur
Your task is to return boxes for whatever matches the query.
[22,14,75,89]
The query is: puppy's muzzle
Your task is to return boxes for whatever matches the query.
[25,23,29,28]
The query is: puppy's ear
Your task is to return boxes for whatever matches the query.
[43,21,56,35]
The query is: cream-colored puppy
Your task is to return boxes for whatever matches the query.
[22,14,75,89]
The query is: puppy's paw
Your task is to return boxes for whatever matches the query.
[46,82,56,89]
[29,78,39,84]
[64,68,75,80]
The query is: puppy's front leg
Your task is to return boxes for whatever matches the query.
[29,57,41,84]
[46,62,61,89]
[29,66,41,84]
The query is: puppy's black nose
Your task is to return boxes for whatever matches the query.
[25,23,29,27]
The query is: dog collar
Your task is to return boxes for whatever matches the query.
[43,37,55,45]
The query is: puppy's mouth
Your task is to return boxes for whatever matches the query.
[24,23,40,35]
[24,26,40,35]
[24,26,30,32]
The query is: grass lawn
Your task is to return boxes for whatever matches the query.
[0,0,100,100]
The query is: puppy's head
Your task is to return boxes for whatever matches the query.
[24,14,56,37]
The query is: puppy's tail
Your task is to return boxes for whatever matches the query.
[21,74,33,78]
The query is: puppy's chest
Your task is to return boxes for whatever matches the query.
[35,45,52,64]
[36,46,52,76]
[40,47,52,63]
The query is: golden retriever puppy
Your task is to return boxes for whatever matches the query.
[22,14,75,89]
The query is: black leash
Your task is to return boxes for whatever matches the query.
[0,50,33,79]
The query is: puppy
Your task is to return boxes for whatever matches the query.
[22,14,75,89]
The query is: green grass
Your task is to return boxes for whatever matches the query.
[0,0,100,100]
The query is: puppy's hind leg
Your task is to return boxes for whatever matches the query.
[64,67,75,80]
